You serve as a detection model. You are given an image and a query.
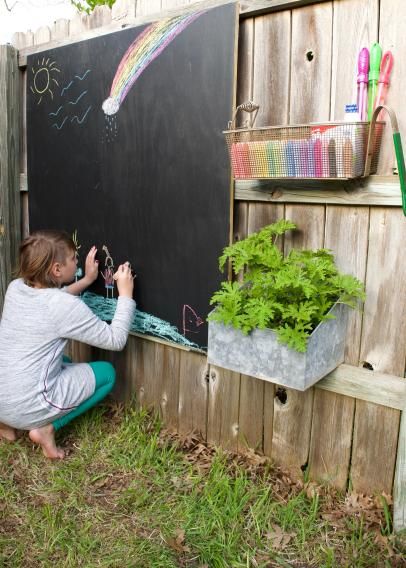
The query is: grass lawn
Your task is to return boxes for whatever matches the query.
[1,403,405,567]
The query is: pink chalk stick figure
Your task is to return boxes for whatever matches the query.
[101,245,115,299]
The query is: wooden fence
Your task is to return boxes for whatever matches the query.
[0,0,405,531]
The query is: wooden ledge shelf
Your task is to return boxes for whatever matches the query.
[316,363,406,411]
[234,175,403,206]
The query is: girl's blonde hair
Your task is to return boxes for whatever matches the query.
[18,230,76,288]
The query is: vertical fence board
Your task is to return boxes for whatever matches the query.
[308,206,369,489]
[0,46,21,313]
[252,10,291,126]
[132,338,160,409]
[393,410,406,532]
[88,6,112,29]
[290,2,332,123]
[245,203,284,455]
[378,0,406,175]
[331,0,378,121]
[51,19,70,41]
[271,205,325,476]
[178,350,208,437]
[236,17,254,111]
[33,27,51,46]
[351,208,406,493]
[15,32,33,240]
[207,367,240,451]
[69,13,91,37]
[157,345,181,430]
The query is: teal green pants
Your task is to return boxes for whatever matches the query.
[53,359,116,431]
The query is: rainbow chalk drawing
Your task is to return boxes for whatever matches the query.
[102,11,206,116]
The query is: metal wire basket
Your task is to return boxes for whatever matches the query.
[223,102,384,180]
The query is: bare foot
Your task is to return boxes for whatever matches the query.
[29,424,65,459]
[0,422,17,442]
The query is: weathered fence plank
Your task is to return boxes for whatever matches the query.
[270,204,324,476]
[246,203,284,455]
[50,19,70,41]
[178,350,208,437]
[379,0,406,176]
[330,0,378,122]
[234,176,403,207]
[0,46,21,313]
[393,410,406,532]
[351,208,406,493]
[252,9,290,126]
[308,206,369,488]
[290,1,332,123]
[207,366,240,450]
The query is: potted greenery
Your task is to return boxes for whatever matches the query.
[207,219,365,390]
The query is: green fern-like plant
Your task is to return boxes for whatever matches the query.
[209,219,365,352]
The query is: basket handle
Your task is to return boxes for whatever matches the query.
[364,105,406,216]
[228,101,260,129]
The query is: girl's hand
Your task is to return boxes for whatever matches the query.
[114,262,134,298]
[84,246,99,285]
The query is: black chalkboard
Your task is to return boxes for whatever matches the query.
[27,4,237,349]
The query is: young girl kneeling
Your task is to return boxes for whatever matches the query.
[0,230,135,459]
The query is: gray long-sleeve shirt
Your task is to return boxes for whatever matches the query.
[0,279,136,430]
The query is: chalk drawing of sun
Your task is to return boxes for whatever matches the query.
[30,58,60,105]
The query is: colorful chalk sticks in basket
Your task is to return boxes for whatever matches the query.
[224,102,384,180]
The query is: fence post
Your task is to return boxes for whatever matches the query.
[0,45,20,313]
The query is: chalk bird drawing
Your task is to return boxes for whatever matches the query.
[47,69,92,129]
[102,10,206,116]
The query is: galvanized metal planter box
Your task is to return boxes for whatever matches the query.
[207,303,349,391]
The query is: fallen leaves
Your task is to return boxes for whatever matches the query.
[162,528,190,553]
[267,524,296,550]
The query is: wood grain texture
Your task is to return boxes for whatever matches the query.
[207,366,240,450]
[240,0,330,16]
[238,374,264,451]
[245,204,284,455]
[0,46,21,313]
[234,176,403,206]
[308,206,369,489]
[270,205,324,475]
[156,345,181,430]
[236,16,254,116]
[351,208,406,493]
[309,390,354,487]
[393,410,406,532]
[325,207,369,364]
[316,364,406,411]
[378,0,406,175]
[131,338,160,409]
[330,0,378,121]
[252,10,291,126]
[290,2,332,123]
[178,350,208,437]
